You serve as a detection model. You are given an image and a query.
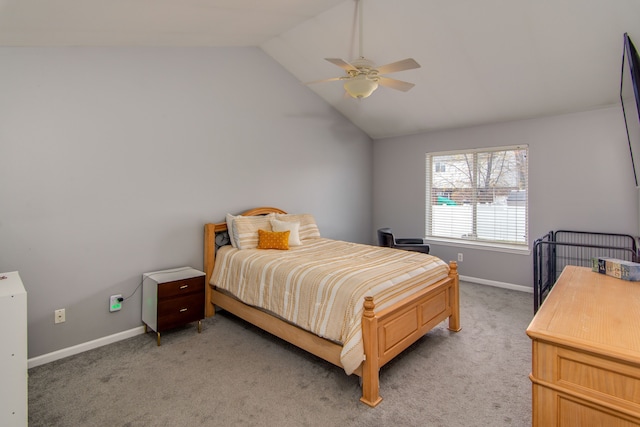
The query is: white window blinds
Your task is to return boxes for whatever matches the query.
[426,146,528,246]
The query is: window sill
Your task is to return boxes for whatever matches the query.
[426,237,531,256]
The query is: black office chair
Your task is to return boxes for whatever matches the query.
[377,228,430,254]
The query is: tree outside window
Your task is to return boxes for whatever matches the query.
[426,146,528,246]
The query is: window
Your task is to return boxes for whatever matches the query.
[426,145,528,248]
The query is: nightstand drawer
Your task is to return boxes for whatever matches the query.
[157,293,204,331]
[158,276,204,299]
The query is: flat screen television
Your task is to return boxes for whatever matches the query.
[621,33,640,187]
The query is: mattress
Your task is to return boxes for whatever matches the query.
[211,238,449,374]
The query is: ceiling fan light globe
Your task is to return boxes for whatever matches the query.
[344,76,378,99]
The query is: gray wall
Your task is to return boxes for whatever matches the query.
[373,107,639,288]
[0,47,373,358]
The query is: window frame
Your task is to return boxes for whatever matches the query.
[425,145,529,252]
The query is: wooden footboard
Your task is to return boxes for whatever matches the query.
[360,262,459,406]
[204,207,460,407]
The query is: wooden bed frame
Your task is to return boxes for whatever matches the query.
[203,207,461,407]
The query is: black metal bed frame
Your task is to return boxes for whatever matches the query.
[533,230,638,313]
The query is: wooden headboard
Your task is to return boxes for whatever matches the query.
[203,206,287,317]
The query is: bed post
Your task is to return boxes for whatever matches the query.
[447,261,461,332]
[360,296,382,407]
[204,223,216,318]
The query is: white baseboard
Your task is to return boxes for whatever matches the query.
[28,326,146,369]
[28,277,530,368]
[460,275,533,293]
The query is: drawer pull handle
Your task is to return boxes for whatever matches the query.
[179,285,188,289]
[180,308,188,312]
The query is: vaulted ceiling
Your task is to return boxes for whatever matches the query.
[2,0,639,139]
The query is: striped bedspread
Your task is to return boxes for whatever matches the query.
[211,238,449,375]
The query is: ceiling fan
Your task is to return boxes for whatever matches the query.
[307,0,421,99]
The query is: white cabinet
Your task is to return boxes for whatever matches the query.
[0,271,27,426]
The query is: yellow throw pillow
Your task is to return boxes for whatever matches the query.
[257,229,290,250]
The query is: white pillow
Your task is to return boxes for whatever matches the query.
[274,213,321,241]
[271,219,302,246]
[233,214,275,249]
[226,213,277,248]
[225,214,238,248]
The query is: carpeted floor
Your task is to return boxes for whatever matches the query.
[28,281,533,427]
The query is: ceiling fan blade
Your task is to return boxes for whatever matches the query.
[325,58,359,73]
[378,76,415,92]
[376,58,421,75]
[304,77,343,85]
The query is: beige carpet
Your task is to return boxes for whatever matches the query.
[28,281,533,426]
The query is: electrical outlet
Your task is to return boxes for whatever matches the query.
[54,308,65,324]
[458,253,463,262]
[110,294,122,312]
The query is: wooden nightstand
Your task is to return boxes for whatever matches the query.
[142,267,205,345]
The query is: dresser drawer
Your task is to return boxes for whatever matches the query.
[157,293,204,331]
[158,276,204,300]
[533,341,640,419]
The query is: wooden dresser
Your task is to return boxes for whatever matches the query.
[526,266,640,426]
